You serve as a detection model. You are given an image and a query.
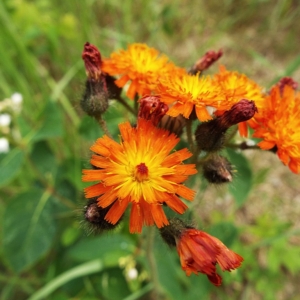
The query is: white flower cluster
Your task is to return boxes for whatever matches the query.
[0,93,23,153]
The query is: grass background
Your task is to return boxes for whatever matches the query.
[1,0,300,299]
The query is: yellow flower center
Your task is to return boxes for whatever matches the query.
[134,163,149,182]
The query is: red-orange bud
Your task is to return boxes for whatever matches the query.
[190,49,223,74]
[82,42,102,81]
[218,99,257,128]
[138,95,169,126]
[276,77,298,95]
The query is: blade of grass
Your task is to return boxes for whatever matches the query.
[28,259,104,300]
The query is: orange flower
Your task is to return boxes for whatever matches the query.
[82,119,197,233]
[176,228,243,286]
[102,43,182,100]
[157,72,223,121]
[212,65,265,136]
[249,85,300,173]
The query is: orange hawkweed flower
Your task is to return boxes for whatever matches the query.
[212,65,265,136]
[249,85,300,173]
[102,43,182,100]
[176,228,243,286]
[82,119,197,233]
[157,72,223,121]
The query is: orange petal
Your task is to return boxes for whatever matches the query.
[105,197,130,225]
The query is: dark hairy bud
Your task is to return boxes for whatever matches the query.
[202,155,233,184]
[160,218,194,247]
[83,198,121,233]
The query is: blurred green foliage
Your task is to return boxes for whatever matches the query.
[1,0,300,299]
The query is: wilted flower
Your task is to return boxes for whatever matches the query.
[160,218,243,286]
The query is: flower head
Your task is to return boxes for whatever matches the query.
[102,43,182,100]
[157,72,222,121]
[212,66,265,108]
[249,85,300,173]
[82,119,197,233]
[160,218,243,286]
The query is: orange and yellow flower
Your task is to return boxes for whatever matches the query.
[249,85,300,173]
[102,43,183,100]
[157,72,224,121]
[176,228,243,286]
[212,65,265,136]
[82,119,197,233]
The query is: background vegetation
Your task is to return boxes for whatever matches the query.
[1,0,300,299]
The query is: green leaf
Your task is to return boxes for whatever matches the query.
[2,189,57,272]
[79,115,102,141]
[0,148,25,187]
[32,100,63,141]
[227,149,253,206]
[154,242,186,300]
[67,234,135,263]
[30,141,57,176]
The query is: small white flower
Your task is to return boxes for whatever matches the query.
[11,93,23,105]
[0,137,9,153]
[10,93,23,112]
[127,268,138,280]
[0,114,11,127]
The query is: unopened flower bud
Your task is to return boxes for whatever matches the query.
[83,198,121,233]
[138,95,168,126]
[80,79,109,117]
[203,155,233,184]
[81,42,122,117]
[276,77,298,95]
[82,42,102,81]
[195,119,226,152]
[195,100,257,152]
[189,49,223,75]
[218,99,257,128]
[158,114,186,136]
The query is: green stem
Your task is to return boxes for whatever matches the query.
[116,95,136,116]
[146,227,162,300]
[95,114,112,137]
